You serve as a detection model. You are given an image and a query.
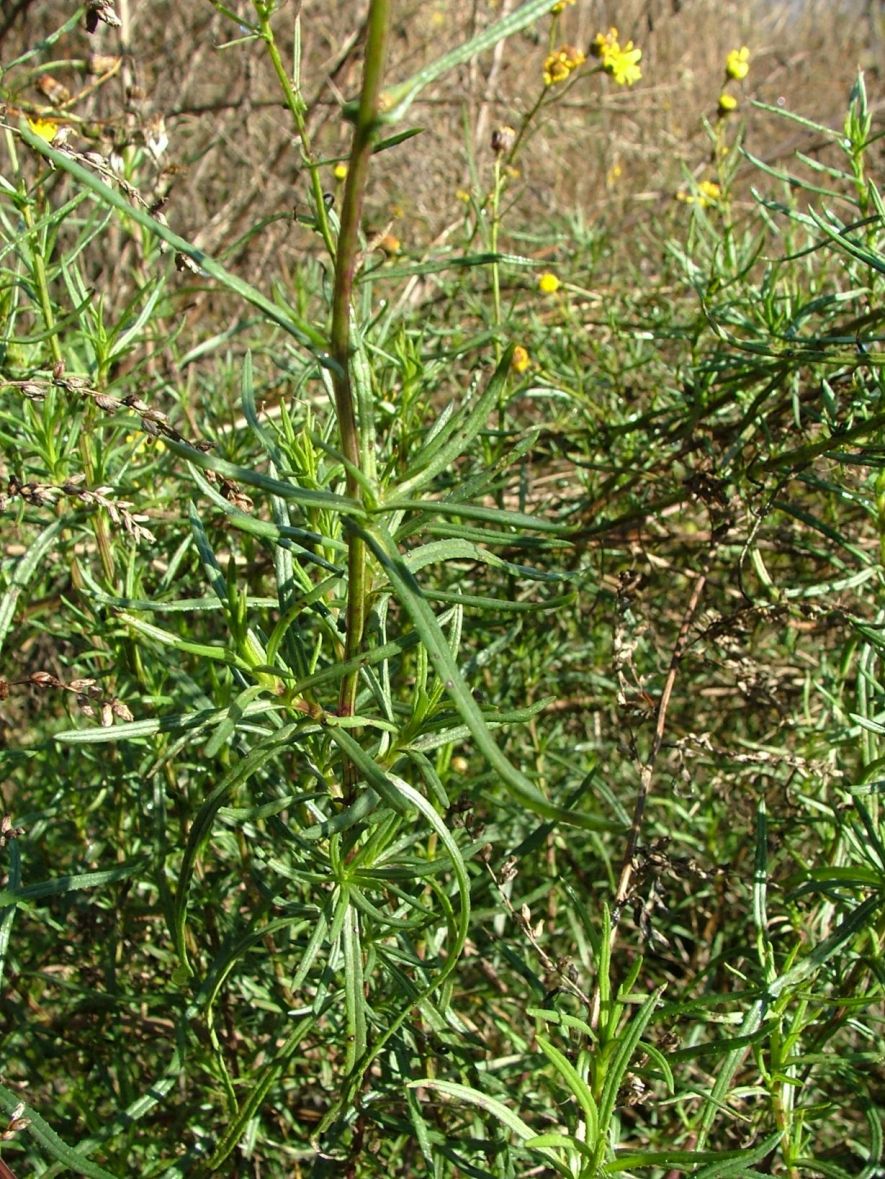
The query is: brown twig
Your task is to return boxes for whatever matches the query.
[590,564,708,1028]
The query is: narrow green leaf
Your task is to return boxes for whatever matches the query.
[0,1080,121,1178]
[361,523,619,832]
[0,859,146,908]
[536,1033,599,1146]
[0,518,65,656]
[378,0,561,122]
[20,125,331,356]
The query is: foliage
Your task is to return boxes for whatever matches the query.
[0,3,883,1177]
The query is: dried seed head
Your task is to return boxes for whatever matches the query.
[30,671,60,687]
[60,375,90,392]
[36,75,72,106]
[110,698,134,722]
[86,0,122,32]
[87,53,122,75]
[0,815,25,848]
[490,125,516,155]
[175,252,202,275]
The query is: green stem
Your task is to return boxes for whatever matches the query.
[255,4,336,258]
[19,193,63,369]
[330,0,390,736]
[489,157,503,345]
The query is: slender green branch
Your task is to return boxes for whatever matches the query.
[330,0,390,737]
[255,4,336,259]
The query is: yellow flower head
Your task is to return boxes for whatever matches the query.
[725,46,750,81]
[511,345,531,374]
[550,0,575,12]
[591,27,642,86]
[27,117,60,142]
[591,27,619,64]
[376,232,400,255]
[718,92,738,115]
[543,44,586,86]
[677,179,722,208]
[333,162,348,181]
[538,272,561,294]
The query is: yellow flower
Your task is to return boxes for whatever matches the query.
[538,272,561,294]
[591,27,619,65]
[511,345,531,374]
[725,46,750,81]
[591,27,642,86]
[718,92,738,115]
[376,232,400,255]
[455,188,471,203]
[607,42,642,86]
[677,179,722,207]
[333,162,348,181]
[543,44,586,86]
[550,0,575,12]
[27,118,60,142]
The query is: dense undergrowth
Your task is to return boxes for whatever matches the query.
[1,2,884,1176]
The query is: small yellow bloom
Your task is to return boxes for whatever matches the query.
[455,188,471,203]
[591,27,642,86]
[550,0,575,12]
[511,345,531,374]
[333,162,348,181]
[376,232,400,255]
[718,92,738,115]
[725,46,750,81]
[607,42,642,86]
[677,179,722,208]
[27,118,60,142]
[538,272,561,294]
[591,27,620,65]
[543,44,586,86]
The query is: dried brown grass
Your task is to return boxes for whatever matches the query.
[3,1,881,290]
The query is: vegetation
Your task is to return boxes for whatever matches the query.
[0,1,883,1175]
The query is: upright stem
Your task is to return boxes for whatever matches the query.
[257,7,336,258]
[330,0,390,737]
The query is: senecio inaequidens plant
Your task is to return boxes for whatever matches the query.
[1,1,883,1177]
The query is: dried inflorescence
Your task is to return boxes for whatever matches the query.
[0,670,133,728]
[85,0,122,34]
[0,472,155,543]
[0,815,26,849]
[3,367,252,515]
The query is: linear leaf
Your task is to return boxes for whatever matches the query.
[361,523,619,831]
